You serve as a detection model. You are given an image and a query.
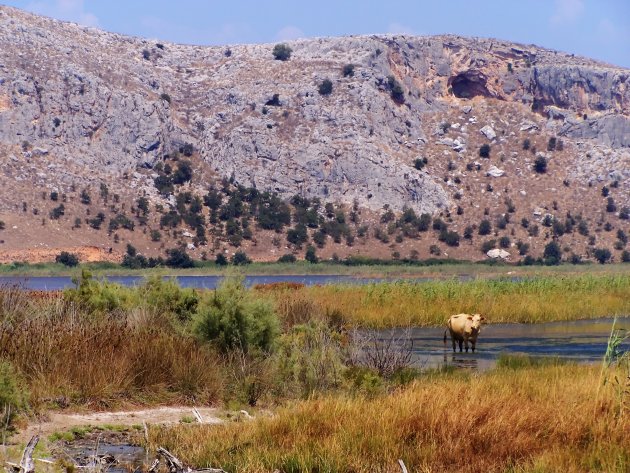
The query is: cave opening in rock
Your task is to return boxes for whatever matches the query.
[449,72,490,99]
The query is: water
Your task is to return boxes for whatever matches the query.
[63,441,146,473]
[378,317,630,371]
[0,274,432,291]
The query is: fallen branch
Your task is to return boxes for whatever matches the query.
[156,447,226,473]
[9,435,39,473]
[192,408,203,424]
[398,459,408,473]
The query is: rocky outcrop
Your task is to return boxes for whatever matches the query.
[0,5,628,215]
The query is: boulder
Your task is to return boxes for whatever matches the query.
[480,125,496,140]
[487,248,510,259]
[486,165,505,177]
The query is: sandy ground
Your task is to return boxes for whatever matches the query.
[14,406,224,444]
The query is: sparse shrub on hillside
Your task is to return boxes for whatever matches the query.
[278,254,297,263]
[620,207,630,220]
[387,76,405,103]
[165,247,195,268]
[534,156,547,173]
[80,189,91,205]
[342,63,355,77]
[215,253,228,266]
[543,241,562,265]
[516,241,529,255]
[429,245,441,256]
[305,245,318,263]
[520,218,529,228]
[606,197,616,213]
[172,160,193,185]
[439,230,460,247]
[499,236,511,248]
[413,157,427,170]
[231,251,251,266]
[265,94,281,106]
[142,49,150,60]
[522,138,531,150]
[478,219,492,235]
[50,191,59,201]
[496,215,508,230]
[287,224,309,247]
[621,250,630,263]
[49,204,65,219]
[577,220,589,236]
[150,229,161,242]
[160,93,171,104]
[593,248,612,264]
[479,144,491,158]
[272,43,292,61]
[318,78,333,95]
[56,251,79,267]
[464,225,474,241]
[601,186,609,197]
[547,137,557,151]
[481,240,496,253]
[617,229,628,245]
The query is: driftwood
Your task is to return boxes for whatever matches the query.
[191,408,203,424]
[155,447,226,473]
[398,459,408,473]
[7,435,39,473]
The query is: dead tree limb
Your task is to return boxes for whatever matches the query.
[398,459,408,473]
[192,408,203,424]
[156,447,226,473]
[9,435,39,473]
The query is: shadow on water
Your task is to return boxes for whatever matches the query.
[378,317,630,371]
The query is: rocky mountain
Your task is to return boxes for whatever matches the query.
[0,6,628,264]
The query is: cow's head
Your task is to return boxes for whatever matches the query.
[467,313,485,331]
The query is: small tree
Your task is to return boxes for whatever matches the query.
[305,245,318,263]
[593,248,612,264]
[231,251,251,265]
[534,156,547,173]
[56,251,79,267]
[543,241,562,265]
[215,253,228,266]
[478,219,492,235]
[165,248,195,268]
[342,64,355,77]
[387,76,404,103]
[318,78,333,95]
[272,43,292,61]
[479,144,491,158]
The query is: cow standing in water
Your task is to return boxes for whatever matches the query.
[443,314,486,353]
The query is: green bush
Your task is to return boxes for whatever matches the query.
[318,78,333,95]
[0,361,27,434]
[272,43,292,61]
[342,64,355,77]
[479,144,491,158]
[165,248,195,268]
[56,251,79,267]
[543,241,562,265]
[194,277,279,354]
[534,156,547,173]
[478,219,492,235]
[387,76,405,103]
[231,251,252,265]
[305,245,318,263]
[593,248,612,264]
[278,254,297,263]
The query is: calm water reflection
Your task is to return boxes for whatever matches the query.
[379,317,630,371]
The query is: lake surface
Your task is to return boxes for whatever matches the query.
[0,274,432,290]
[378,317,630,371]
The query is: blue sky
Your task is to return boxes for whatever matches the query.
[3,0,629,67]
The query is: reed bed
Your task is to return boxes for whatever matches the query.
[270,274,630,328]
[148,364,630,473]
[0,288,223,408]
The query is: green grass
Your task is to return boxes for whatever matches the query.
[1,259,629,278]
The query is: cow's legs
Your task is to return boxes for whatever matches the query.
[471,342,476,353]
[451,337,457,353]
[458,339,463,352]
[464,338,469,353]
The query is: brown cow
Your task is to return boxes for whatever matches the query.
[443,313,486,353]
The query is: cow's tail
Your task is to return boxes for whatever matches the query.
[443,329,448,345]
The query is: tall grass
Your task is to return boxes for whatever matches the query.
[148,364,630,473]
[269,274,630,328]
[0,285,223,408]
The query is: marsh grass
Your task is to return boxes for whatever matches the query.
[269,274,630,328]
[148,364,630,473]
[0,286,223,408]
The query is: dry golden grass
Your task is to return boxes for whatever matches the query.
[271,274,630,328]
[149,364,630,473]
[0,295,223,408]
